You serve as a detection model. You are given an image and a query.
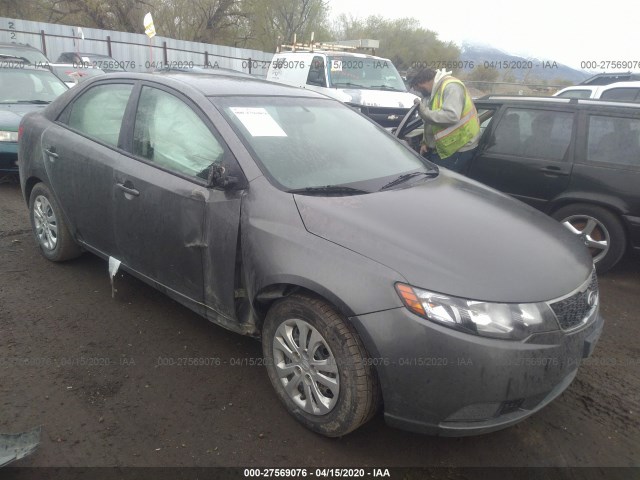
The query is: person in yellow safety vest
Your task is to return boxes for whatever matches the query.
[410,68,480,173]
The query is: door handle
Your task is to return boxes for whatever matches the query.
[539,166,569,176]
[44,147,58,160]
[116,183,140,197]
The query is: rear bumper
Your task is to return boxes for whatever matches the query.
[350,305,604,436]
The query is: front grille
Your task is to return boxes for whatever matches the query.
[550,270,598,330]
[361,107,410,128]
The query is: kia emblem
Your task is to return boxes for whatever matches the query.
[587,290,598,308]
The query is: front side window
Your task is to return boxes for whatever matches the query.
[67,83,133,147]
[133,86,224,179]
[487,108,574,160]
[587,115,640,167]
[217,97,431,191]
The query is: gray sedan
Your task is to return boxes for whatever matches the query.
[18,72,603,437]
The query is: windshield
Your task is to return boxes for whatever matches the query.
[216,97,433,191]
[0,68,67,103]
[327,56,407,91]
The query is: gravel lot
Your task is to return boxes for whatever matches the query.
[1,181,639,469]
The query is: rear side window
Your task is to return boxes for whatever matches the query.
[556,89,592,99]
[587,115,640,167]
[600,88,640,103]
[486,108,574,160]
[132,86,224,179]
[67,84,133,147]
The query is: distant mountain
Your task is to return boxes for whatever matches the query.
[459,44,589,85]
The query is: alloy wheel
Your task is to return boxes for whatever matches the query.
[560,214,609,263]
[33,195,58,251]
[272,318,340,415]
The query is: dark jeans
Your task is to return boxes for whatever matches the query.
[424,148,476,173]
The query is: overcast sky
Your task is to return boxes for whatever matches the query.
[327,0,639,72]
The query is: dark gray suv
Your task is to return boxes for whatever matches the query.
[396,95,640,273]
[19,74,603,437]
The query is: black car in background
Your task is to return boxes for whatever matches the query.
[396,96,640,273]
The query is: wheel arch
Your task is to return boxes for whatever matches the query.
[251,278,357,334]
[23,176,44,206]
[548,196,631,240]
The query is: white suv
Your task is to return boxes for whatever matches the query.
[554,81,640,102]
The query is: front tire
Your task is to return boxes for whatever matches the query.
[552,203,626,274]
[262,294,379,437]
[29,183,82,262]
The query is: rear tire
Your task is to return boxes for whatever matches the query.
[262,294,380,437]
[552,203,626,274]
[29,183,82,262]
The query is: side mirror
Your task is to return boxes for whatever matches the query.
[209,164,240,190]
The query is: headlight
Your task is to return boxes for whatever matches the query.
[0,131,18,142]
[395,283,559,340]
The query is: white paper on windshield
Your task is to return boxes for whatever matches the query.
[81,56,91,63]
[230,107,287,137]
[331,60,343,71]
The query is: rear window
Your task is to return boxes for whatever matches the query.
[586,115,640,167]
[67,84,133,147]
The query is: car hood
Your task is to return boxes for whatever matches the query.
[294,173,592,303]
[0,104,46,130]
[331,89,418,108]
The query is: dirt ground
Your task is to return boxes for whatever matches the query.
[1,181,639,470]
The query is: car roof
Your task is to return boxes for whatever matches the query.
[87,72,327,98]
[275,50,390,61]
[0,42,42,50]
[580,72,640,85]
[475,95,640,110]
[153,66,253,78]
[61,52,113,57]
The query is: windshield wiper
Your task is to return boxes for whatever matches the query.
[380,171,437,191]
[331,82,366,88]
[16,100,51,104]
[370,84,404,92]
[288,185,369,195]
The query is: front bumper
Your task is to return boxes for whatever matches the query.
[350,305,603,436]
[0,143,19,173]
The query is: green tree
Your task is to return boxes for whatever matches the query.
[152,0,248,45]
[330,15,460,73]
[243,0,330,51]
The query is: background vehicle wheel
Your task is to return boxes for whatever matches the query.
[262,294,380,437]
[29,183,82,262]
[552,203,626,274]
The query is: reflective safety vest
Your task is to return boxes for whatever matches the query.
[429,77,480,159]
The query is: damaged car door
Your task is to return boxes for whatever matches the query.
[113,84,240,316]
